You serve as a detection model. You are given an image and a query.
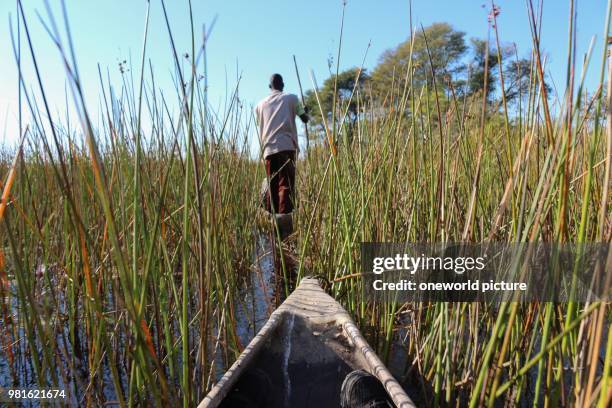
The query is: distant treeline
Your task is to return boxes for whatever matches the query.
[303,22,558,139]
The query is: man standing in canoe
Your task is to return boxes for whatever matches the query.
[256,73,309,215]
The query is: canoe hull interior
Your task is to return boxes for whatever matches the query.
[200,278,415,408]
[223,315,357,407]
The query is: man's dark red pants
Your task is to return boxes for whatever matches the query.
[264,151,296,214]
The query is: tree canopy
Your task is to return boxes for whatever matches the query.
[299,22,551,146]
[371,23,467,96]
[304,67,369,134]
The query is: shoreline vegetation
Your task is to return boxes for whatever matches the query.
[0,0,610,406]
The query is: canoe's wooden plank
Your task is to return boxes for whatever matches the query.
[343,321,416,408]
[198,313,283,407]
[199,277,416,408]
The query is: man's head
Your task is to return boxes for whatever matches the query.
[269,73,284,91]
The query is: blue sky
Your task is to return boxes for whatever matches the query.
[0,0,609,146]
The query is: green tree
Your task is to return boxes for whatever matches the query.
[370,22,467,97]
[503,57,551,106]
[467,38,502,98]
[304,67,369,143]
[504,58,531,103]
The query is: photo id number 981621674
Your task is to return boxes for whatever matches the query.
[0,388,67,402]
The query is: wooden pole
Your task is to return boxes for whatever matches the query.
[293,55,310,154]
[602,38,611,234]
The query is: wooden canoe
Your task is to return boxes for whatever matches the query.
[199,278,416,408]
